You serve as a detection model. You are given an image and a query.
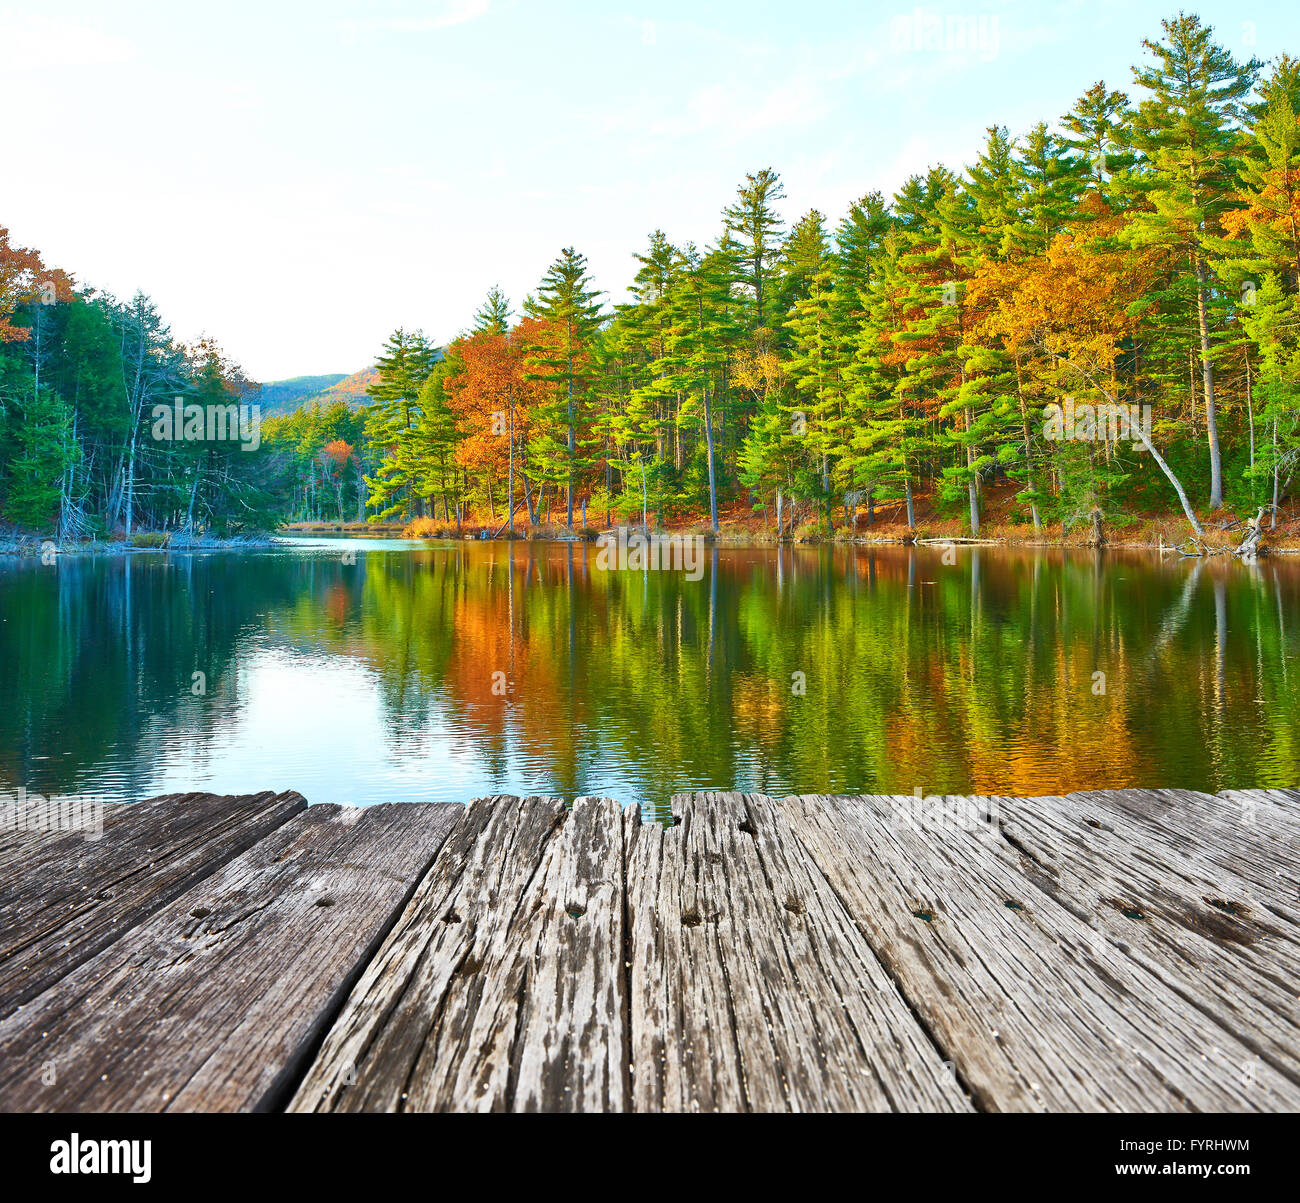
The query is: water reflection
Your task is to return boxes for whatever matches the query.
[0,539,1297,810]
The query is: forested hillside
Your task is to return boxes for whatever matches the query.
[305,367,380,411]
[258,375,348,415]
[4,14,1298,543]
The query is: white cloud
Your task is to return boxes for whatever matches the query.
[0,12,133,71]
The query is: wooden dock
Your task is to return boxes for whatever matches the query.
[1,787,1297,1112]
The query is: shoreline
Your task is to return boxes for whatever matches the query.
[278,520,1300,556]
[3,523,1297,558]
[0,532,275,558]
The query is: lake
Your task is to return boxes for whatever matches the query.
[1,537,1297,817]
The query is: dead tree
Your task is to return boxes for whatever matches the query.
[1234,507,1269,559]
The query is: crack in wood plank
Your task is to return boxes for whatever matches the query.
[289,795,627,1113]
[0,791,306,1018]
[0,802,460,1111]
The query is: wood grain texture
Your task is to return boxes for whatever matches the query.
[290,795,628,1113]
[625,791,972,1113]
[0,802,459,1112]
[1078,788,1300,915]
[992,789,1300,1101]
[4,787,1299,1114]
[778,792,1300,1112]
[0,791,306,1018]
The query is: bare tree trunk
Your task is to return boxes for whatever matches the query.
[703,387,719,535]
[1272,417,1280,530]
[185,465,200,533]
[1089,506,1106,546]
[507,391,515,537]
[1246,351,1255,490]
[1194,255,1223,509]
[1054,355,1204,539]
[565,329,575,531]
[964,403,980,535]
[640,460,649,533]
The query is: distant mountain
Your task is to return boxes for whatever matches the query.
[256,367,380,415]
[256,374,348,415]
[305,367,380,410]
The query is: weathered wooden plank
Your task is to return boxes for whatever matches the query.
[1218,787,1300,829]
[1072,788,1300,916]
[0,790,306,1018]
[0,802,459,1112]
[625,791,971,1113]
[290,795,627,1113]
[991,789,1300,1096]
[778,792,1300,1112]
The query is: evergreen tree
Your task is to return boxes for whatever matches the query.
[724,168,786,337]
[1061,82,1136,205]
[524,248,604,528]
[1123,13,1261,508]
[783,211,844,527]
[472,286,512,335]
[363,328,439,520]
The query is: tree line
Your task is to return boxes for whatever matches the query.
[3,14,1298,545]
[347,15,1300,542]
[0,246,282,539]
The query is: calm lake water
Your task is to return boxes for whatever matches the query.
[1,537,1297,815]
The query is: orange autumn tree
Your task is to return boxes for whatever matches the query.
[445,318,550,532]
[0,226,74,342]
[969,220,1205,536]
[321,438,354,467]
[319,439,354,520]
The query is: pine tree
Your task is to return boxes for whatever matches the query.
[472,286,512,336]
[363,328,439,520]
[1061,82,1136,206]
[664,239,742,532]
[844,228,923,528]
[724,168,786,337]
[783,211,844,528]
[899,172,986,532]
[524,248,604,528]
[2,387,74,529]
[1015,122,1083,254]
[1123,13,1261,509]
[1216,57,1300,522]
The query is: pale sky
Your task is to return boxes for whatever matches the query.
[5,0,1298,382]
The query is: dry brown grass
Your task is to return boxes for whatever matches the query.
[402,516,454,539]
